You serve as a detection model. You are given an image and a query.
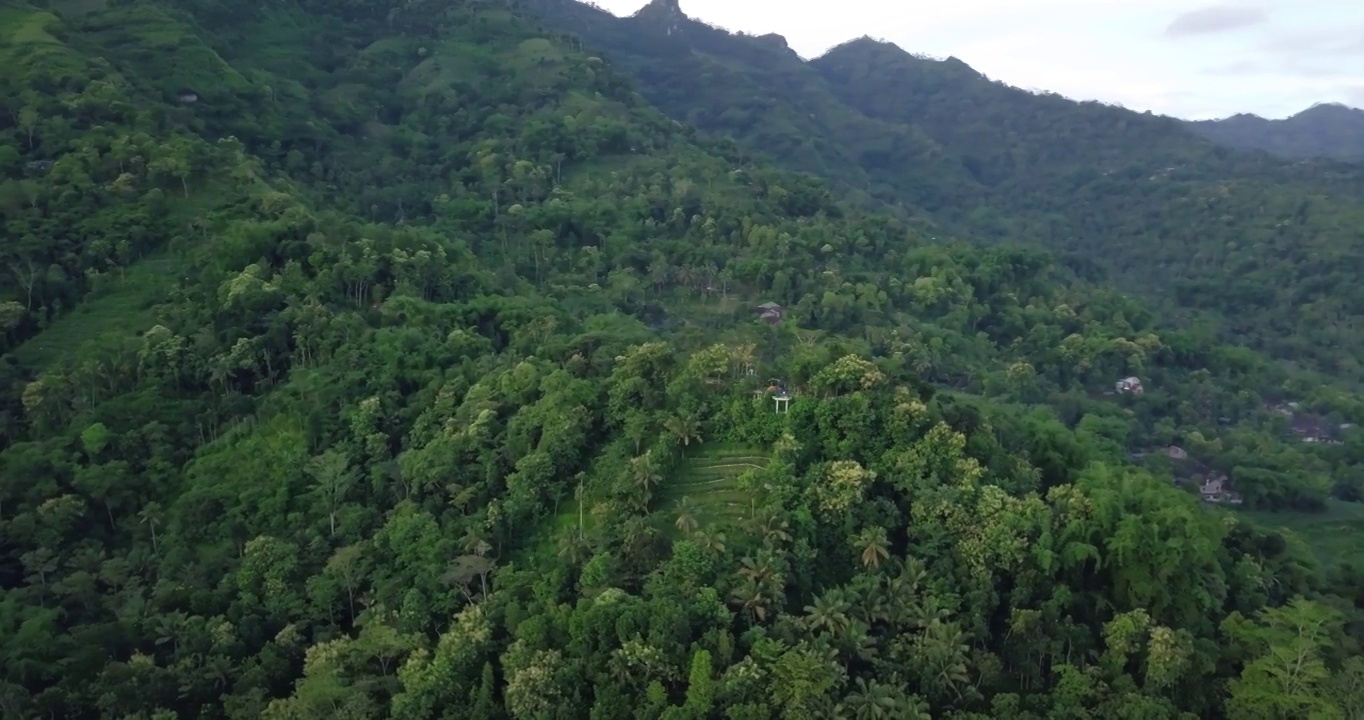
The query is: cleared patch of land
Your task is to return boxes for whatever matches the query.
[6,255,183,371]
[655,442,770,538]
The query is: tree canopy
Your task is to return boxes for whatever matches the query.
[1,0,1363,718]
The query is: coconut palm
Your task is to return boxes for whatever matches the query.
[748,508,792,548]
[628,452,664,496]
[693,528,728,556]
[854,526,890,570]
[731,342,757,376]
[663,412,703,453]
[835,678,929,720]
[674,497,700,534]
[729,576,773,622]
[138,502,163,553]
[736,555,776,584]
[803,589,852,637]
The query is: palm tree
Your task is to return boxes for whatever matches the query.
[893,556,928,593]
[835,619,880,663]
[673,497,700,534]
[835,678,928,720]
[729,576,772,622]
[628,452,664,496]
[693,528,727,556]
[623,491,651,516]
[746,508,791,548]
[916,619,973,703]
[731,342,757,377]
[803,590,852,637]
[138,502,163,553]
[905,594,952,632]
[736,555,775,584]
[663,413,703,454]
[854,526,890,570]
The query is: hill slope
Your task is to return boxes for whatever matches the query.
[3,1,1364,718]
[527,0,1364,378]
[1188,103,1364,161]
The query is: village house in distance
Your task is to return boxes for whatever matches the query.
[1164,444,1244,505]
[754,301,783,326]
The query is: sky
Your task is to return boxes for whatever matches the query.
[591,0,1364,120]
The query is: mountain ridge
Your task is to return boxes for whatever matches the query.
[587,1,1364,157]
[1188,102,1364,161]
[527,0,1364,378]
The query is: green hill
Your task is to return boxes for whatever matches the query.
[1,0,1364,718]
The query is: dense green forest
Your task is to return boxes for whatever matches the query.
[3,0,1364,717]
[1188,103,1364,163]
[528,0,1364,379]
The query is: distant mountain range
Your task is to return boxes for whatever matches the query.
[1187,103,1364,162]
[526,0,1364,374]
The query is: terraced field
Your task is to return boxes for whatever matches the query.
[7,255,185,371]
[655,443,771,537]
[1239,499,1364,571]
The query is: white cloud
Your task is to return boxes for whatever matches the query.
[591,0,1364,119]
[1164,5,1268,37]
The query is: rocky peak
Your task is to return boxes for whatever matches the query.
[756,32,790,51]
[632,0,688,35]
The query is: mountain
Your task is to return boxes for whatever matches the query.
[525,0,980,216]
[1188,103,1364,161]
[527,0,1364,379]
[3,0,1364,718]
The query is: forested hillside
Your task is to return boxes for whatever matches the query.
[3,0,1364,718]
[528,0,1364,379]
[1188,103,1364,162]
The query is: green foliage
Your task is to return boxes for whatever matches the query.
[0,1,1362,719]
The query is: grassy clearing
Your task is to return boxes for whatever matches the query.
[75,3,255,100]
[655,443,771,539]
[6,178,231,372]
[6,254,185,371]
[0,5,86,79]
[1238,499,1364,570]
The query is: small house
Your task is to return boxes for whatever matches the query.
[1200,475,1224,495]
[755,302,783,326]
[1199,473,1243,504]
[1115,376,1144,395]
[1290,414,1338,444]
[176,90,200,104]
[1167,446,1188,461]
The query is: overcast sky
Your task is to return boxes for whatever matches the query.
[591,0,1364,120]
